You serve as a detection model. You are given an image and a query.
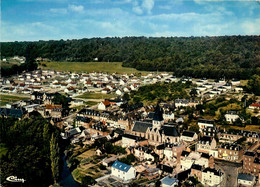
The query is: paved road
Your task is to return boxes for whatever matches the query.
[215,159,242,187]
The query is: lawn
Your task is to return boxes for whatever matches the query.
[40,61,149,74]
[76,92,116,100]
[0,94,30,106]
[85,101,99,106]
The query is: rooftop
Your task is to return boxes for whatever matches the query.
[112,160,131,172]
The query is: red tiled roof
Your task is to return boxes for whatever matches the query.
[102,100,110,106]
[250,103,260,108]
[46,104,62,109]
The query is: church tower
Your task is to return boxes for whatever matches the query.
[152,105,164,128]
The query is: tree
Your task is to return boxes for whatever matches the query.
[81,175,95,186]
[189,124,200,134]
[50,133,60,184]
[190,88,198,97]
[52,93,70,109]
[247,74,260,96]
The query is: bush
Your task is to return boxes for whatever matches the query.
[81,175,96,186]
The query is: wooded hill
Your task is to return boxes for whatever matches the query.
[1,36,259,79]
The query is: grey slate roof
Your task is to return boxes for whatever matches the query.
[191,164,202,171]
[161,176,178,186]
[202,167,223,176]
[182,131,195,137]
[162,125,179,137]
[238,173,255,181]
[132,121,152,133]
[0,108,24,118]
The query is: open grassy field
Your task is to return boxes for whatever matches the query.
[76,92,116,100]
[40,61,149,74]
[0,94,30,106]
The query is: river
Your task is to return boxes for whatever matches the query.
[59,155,79,187]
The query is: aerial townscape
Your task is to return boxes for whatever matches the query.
[0,53,260,186]
[1,0,260,187]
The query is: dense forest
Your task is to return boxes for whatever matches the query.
[1,36,260,79]
[0,116,63,186]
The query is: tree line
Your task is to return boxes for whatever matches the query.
[1,36,259,79]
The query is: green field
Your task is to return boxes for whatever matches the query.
[85,101,99,106]
[40,61,149,74]
[76,92,116,100]
[0,94,30,106]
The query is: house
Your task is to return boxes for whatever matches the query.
[202,126,217,137]
[201,167,224,186]
[45,104,62,119]
[134,146,155,162]
[180,131,198,142]
[231,79,240,85]
[219,129,260,143]
[116,89,124,96]
[198,119,214,131]
[218,143,243,162]
[101,88,111,94]
[102,156,117,167]
[242,151,260,175]
[175,99,189,108]
[191,164,203,181]
[161,175,179,187]
[157,164,174,175]
[111,160,136,182]
[155,143,185,160]
[70,99,84,106]
[225,111,241,123]
[235,86,243,92]
[196,136,217,154]
[98,100,110,110]
[122,134,148,148]
[64,86,75,93]
[163,111,175,121]
[237,173,255,187]
[249,103,260,111]
[180,151,199,171]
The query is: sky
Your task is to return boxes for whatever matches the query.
[1,0,260,41]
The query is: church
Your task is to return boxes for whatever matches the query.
[130,105,180,145]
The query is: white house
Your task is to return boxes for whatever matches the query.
[235,86,243,93]
[134,146,154,161]
[98,100,110,110]
[161,175,179,187]
[121,134,145,148]
[180,131,198,142]
[225,111,241,123]
[198,119,214,131]
[202,167,224,186]
[231,79,240,85]
[237,173,255,187]
[116,89,124,96]
[163,112,175,121]
[111,161,136,182]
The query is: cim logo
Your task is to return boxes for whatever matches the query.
[6,176,26,183]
